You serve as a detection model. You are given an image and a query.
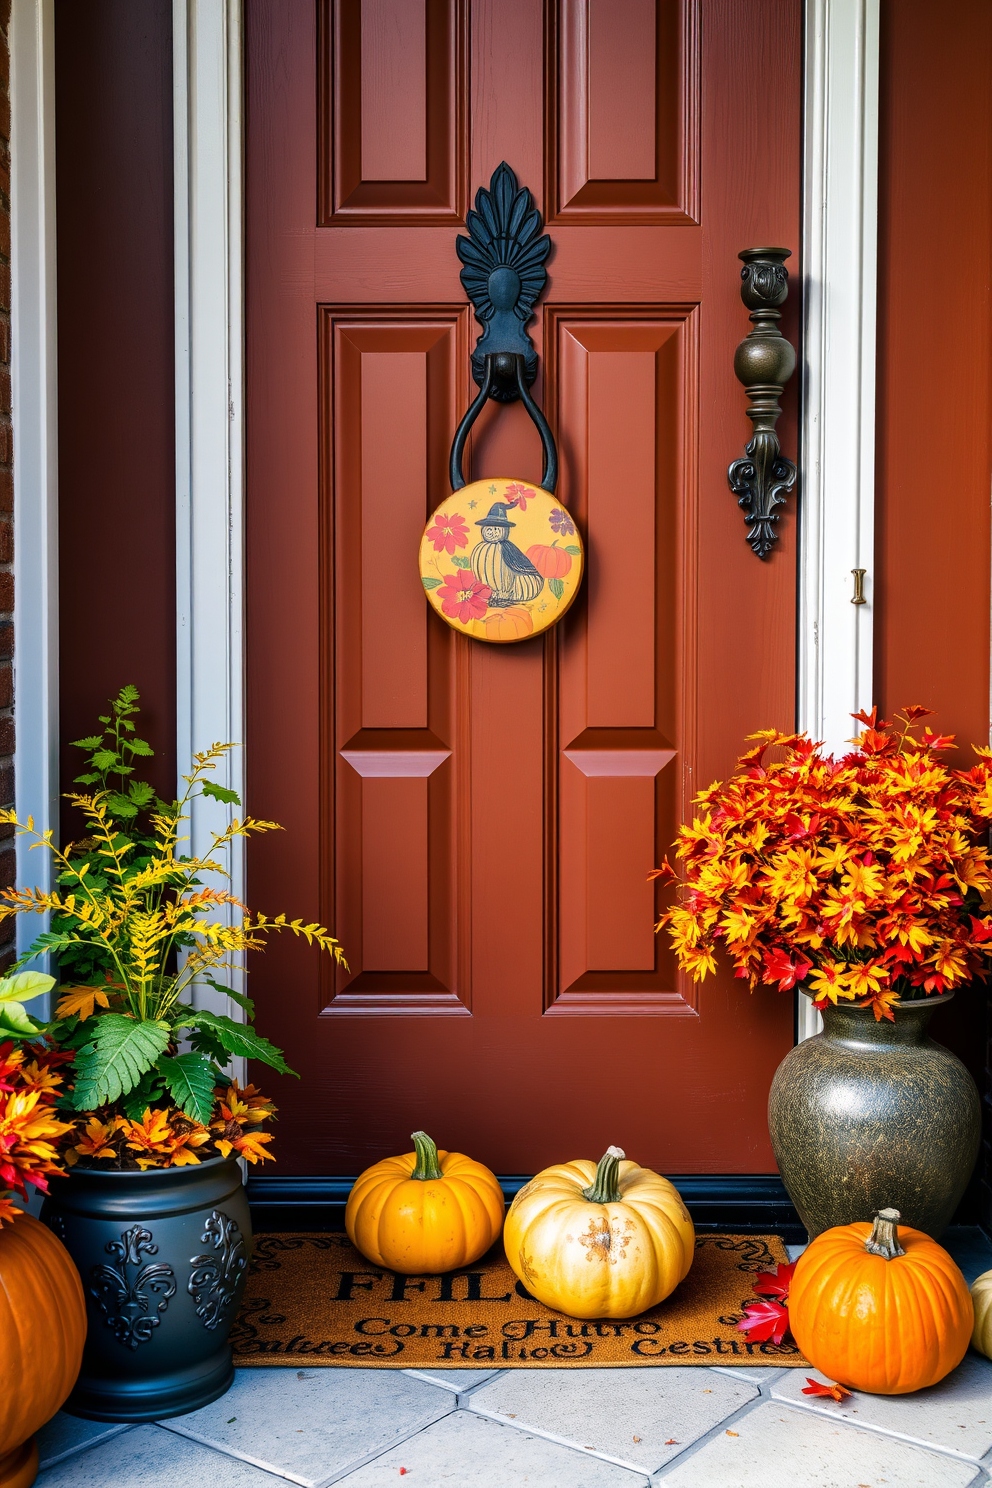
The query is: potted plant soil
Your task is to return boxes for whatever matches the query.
[655,706,987,1240]
[0,687,346,1422]
[0,1011,86,1487]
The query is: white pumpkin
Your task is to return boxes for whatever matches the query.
[971,1268,992,1360]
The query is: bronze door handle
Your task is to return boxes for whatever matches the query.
[728,247,798,557]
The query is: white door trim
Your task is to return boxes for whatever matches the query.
[10,0,58,985]
[173,0,247,1045]
[797,0,880,1039]
[169,1,878,1047]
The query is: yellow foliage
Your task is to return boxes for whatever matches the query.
[55,986,111,1022]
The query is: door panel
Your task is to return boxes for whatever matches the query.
[323,0,466,222]
[553,315,685,1014]
[553,0,692,220]
[247,0,801,1175]
[328,314,472,1015]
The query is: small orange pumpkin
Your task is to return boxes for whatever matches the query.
[484,606,534,642]
[789,1208,973,1394]
[525,542,572,579]
[346,1131,505,1273]
[0,1213,86,1485]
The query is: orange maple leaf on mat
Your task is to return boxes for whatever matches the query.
[802,1377,852,1402]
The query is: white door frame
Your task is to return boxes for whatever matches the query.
[10,0,57,996]
[12,1,880,1052]
[797,0,879,1038]
[173,0,247,1041]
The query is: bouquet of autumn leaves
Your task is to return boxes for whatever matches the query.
[654,707,992,1020]
[0,687,346,1186]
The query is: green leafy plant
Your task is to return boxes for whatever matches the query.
[0,687,347,1165]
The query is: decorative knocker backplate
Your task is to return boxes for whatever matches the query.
[727,247,798,557]
[418,164,584,643]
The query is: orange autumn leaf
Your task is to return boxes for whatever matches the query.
[802,1377,852,1402]
[55,985,111,1022]
[657,708,992,1009]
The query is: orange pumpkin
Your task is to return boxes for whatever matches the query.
[346,1131,504,1273]
[484,606,534,642]
[0,1214,86,1485]
[525,543,572,579]
[789,1208,973,1394]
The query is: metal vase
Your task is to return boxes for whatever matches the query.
[768,992,981,1240]
[40,1156,252,1422]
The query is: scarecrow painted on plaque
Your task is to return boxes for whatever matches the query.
[470,501,544,608]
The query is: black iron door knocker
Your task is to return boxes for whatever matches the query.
[418,163,584,644]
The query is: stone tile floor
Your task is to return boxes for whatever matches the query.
[35,1230,992,1488]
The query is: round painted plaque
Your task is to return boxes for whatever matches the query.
[419,478,584,643]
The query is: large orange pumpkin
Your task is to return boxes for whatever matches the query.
[525,543,572,579]
[789,1208,973,1394]
[0,1213,86,1486]
[345,1131,504,1273]
[484,606,534,642]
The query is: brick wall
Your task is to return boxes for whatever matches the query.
[0,0,12,971]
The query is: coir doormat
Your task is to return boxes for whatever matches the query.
[231,1233,808,1369]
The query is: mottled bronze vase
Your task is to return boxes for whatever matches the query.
[768,992,980,1240]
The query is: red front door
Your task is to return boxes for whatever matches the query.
[245,0,801,1176]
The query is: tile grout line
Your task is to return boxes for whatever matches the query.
[465,1397,657,1478]
[150,1422,315,1488]
[311,1405,461,1488]
[768,1391,992,1466]
[649,1380,992,1485]
[649,1385,775,1483]
[36,1424,136,1474]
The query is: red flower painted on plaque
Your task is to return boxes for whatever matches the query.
[437,570,492,624]
[504,483,535,513]
[425,511,470,554]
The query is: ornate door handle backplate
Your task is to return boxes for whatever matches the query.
[727,247,797,558]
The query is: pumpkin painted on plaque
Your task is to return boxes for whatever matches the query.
[420,478,584,642]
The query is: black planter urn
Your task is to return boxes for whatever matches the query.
[768,992,981,1241]
[40,1156,251,1422]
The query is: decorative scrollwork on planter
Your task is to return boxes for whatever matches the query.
[90,1224,177,1350]
[727,247,798,557]
[456,162,551,402]
[187,1209,247,1330]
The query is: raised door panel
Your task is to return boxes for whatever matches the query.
[323,314,472,1014]
[549,313,691,1014]
[549,0,698,224]
[322,0,466,223]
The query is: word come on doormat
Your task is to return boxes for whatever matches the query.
[232,1233,807,1368]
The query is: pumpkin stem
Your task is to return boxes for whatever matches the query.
[582,1146,625,1204]
[410,1131,444,1182]
[864,1207,906,1260]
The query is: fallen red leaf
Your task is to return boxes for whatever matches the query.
[665,1438,679,1445]
[802,1377,851,1402]
[752,1261,797,1301]
[736,1298,790,1345]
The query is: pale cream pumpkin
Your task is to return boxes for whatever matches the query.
[971,1268,992,1361]
[503,1146,695,1319]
